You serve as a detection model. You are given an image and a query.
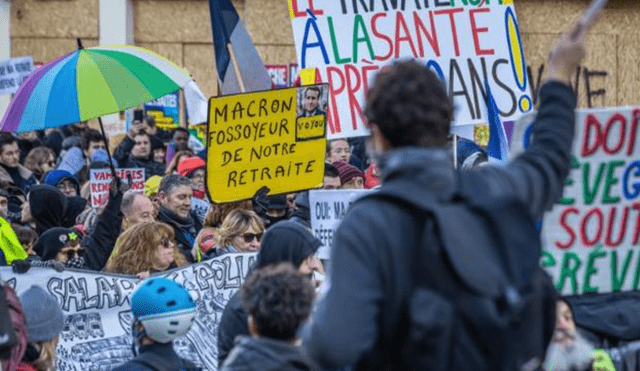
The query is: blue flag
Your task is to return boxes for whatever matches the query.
[485,81,509,162]
[208,0,271,94]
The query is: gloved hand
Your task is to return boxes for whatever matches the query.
[109,174,131,199]
[49,261,66,272]
[11,260,31,274]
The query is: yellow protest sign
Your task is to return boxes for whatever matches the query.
[207,85,328,202]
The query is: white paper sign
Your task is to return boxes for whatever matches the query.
[289,2,531,139]
[89,168,145,208]
[309,189,372,259]
[540,106,640,295]
[0,56,34,95]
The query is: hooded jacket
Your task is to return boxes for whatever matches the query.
[28,185,87,235]
[221,336,314,371]
[217,221,321,365]
[302,81,577,370]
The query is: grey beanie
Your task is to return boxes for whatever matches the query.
[20,285,65,342]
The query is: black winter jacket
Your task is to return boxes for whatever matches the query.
[302,81,578,370]
[221,336,313,371]
[111,342,199,371]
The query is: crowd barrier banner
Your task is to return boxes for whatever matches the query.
[0,56,34,96]
[309,189,372,259]
[0,252,256,371]
[206,85,328,202]
[89,168,145,208]
[288,1,530,140]
[529,107,640,295]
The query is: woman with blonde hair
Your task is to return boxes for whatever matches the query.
[105,221,188,278]
[206,209,264,258]
[23,147,56,182]
[192,200,253,260]
[16,286,64,371]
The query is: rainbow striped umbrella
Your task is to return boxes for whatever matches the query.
[0,44,192,133]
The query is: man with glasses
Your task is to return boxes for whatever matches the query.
[0,133,37,192]
[44,169,80,197]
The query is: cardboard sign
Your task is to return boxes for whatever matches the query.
[0,56,34,95]
[0,253,256,371]
[89,168,145,208]
[266,65,289,88]
[145,91,180,130]
[309,189,372,259]
[206,85,328,202]
[540,107,640,295]
[288,1,531,139]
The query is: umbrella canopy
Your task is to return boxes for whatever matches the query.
[0,45,192,133]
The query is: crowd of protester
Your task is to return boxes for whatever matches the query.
[0,15,635,371]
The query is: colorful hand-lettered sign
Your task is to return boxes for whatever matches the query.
[288,0,531,139]
[206,85,328,202]
[539,107,640,295]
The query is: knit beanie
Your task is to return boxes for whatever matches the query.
[332,160,364,185]
[177,156,206,177]
[19,286,64,343]
[32,227,80,261]
[144,175,162,198]
[257,220,322,269]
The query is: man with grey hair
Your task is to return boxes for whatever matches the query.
[120,191,156,231]
[156,174,202,262]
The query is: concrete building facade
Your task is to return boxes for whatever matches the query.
[1,0,638,119]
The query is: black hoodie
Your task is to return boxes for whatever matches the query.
[29,185,87,235]
[217,221,321,366]
[221,336,313,371]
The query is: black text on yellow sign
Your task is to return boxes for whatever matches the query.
[206,85,328,203]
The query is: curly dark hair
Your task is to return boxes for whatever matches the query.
[365,60,453,148]
[241,263,315,341]
[81,129,104,151]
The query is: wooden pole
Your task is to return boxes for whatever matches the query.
[452,134,458,169]
[227,43,246,93]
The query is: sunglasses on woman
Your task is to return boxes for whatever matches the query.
[61,247,85,260]
[241,233,263,243]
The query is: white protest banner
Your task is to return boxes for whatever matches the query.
[539,107,640,295]
[0,56,34,95]
[288,1,531,139]
[0,252,256,371]
[89,168,145,208]
[309,189,372,259]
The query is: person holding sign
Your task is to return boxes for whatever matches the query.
[302,12,596,371]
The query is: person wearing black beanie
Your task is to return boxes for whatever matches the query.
[217,221,322,366]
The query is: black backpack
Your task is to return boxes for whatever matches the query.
[363,171,556,371]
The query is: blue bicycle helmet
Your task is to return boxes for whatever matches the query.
[131,277,197,343]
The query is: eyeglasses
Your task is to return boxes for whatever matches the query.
[61,247,85,260]
[240,233,263,243]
